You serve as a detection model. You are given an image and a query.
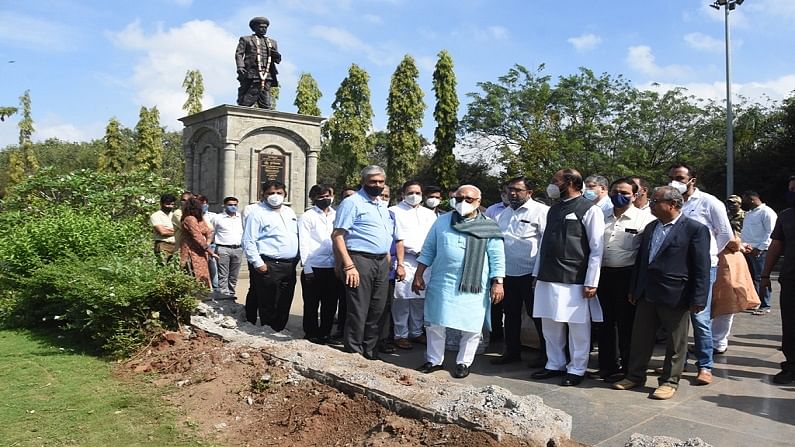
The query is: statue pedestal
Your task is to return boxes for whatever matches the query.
[179,105,324,212]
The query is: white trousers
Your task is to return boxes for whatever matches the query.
[392,298,425,339]
[426,324,481,367]
[711,313,734,351]
[542,318,591,376]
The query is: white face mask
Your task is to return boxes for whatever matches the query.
[403,193,422,207]
[425,197,441,209]
[266,193,284,207]
[455,200,477,217]
[546,183,561,199]
[669,180,688,194]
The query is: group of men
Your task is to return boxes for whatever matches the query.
[150,163,794,397]
[150,191,245,298]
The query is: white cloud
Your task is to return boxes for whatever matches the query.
[487,26,509,41]
[746,0,795,21]
[684,32,723,52]
[626,45,691,80]
[0,11,77,50]
[567,33,602,52]
[638,74,795,104]
[108,20,239,130]
[308,25,395,66]
[415,56,436,74]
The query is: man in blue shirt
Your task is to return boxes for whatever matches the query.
[332,165,394,360]
[242,180,299,332]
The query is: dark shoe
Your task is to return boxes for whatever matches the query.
[410,334,427,344]
[713,348,727,355]
[490,353,521,365]
[588,369,623,383]
[363,351,382,361]
[526,356,547,369]
[603,372,625,383]
[773,369,795,385]
[453,363,470,379]
[416,362,444,374]
[531,369,566,380]
[394,338,413,350]
[561,373,584,386]
[379,341,396,354]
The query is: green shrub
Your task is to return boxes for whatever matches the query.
[0,207,144,283]
[15,253,201,357]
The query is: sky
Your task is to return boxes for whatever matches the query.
[2,0,795,150]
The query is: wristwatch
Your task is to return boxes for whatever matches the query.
[493,277,504,284]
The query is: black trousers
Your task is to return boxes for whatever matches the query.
[626,299,690,387]
[237,77,273,109]
[344,253,389,357]
[378,279,396,343]
[782,278,795,371]
[597,266,636,373]
[245,256,297,331]
[503,274,545,357]
[301,268,344,339]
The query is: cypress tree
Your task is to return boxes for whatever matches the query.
[134,106,163,172]
[431,50,459,191]
[99,117,125,173]
[386,55,425,190]
[294,73,322,116]
[326,64,374,186]
[182,69,205,115]
[18,90,39,175]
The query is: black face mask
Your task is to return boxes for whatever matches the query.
[315,198,332,209]
[508,197,527,209]
[363,185,385,198]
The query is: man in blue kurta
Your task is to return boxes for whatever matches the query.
[411,185,505,379]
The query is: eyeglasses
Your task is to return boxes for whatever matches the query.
[649,198,671,205]
[506,187,528,193]
[455,196,480,203]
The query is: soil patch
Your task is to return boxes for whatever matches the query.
[118,329,582,447]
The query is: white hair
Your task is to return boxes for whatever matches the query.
[456,184,481,199]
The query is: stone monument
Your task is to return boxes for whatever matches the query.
[179,105,324,213]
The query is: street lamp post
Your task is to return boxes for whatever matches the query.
[710,0,743,198]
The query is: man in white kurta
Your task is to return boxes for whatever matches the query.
[532,169,605,386]
[389,181,437,348]
[412,185,505,379]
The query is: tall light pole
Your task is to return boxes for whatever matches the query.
[710,0,743,198]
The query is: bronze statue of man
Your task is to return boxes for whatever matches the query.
[235,16,281,109]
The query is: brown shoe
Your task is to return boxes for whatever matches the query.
[410,334,427,344]
[394,338,413,350]
[695,368,712,385]
[613,378,641,390]
[651,384,677,400]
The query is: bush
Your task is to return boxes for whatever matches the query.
[0,207,144,283]
[13,253,201,357]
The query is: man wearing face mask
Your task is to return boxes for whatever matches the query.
[388,181,437,349]
[298,184,344,344]
[760,175,795,384]
[423,185,444,216]
[151,194,177,264]
[631,176,651,212]
[492,176,549,367]
[531,168,605,387]
[331,166,394,360]
[242,180,299,332]
[584,175,613,214]
[593,178,656,382]
[740,191,777,314]
[668,163,736,385]
[485,183,510,221]
[212,196,244,299]
[412,185,505,378]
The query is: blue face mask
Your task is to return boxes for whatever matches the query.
[202,204,209,213]
[610,193,632,208]
[583,189,598,201]
[225,205,238,214]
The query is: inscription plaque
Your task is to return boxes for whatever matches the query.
[258,152,287,197]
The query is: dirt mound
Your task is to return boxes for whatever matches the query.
[119,330,575,447]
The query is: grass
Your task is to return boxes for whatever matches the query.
[0,329,212,447]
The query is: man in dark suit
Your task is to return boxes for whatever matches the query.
[235,17,281,109]
[613,186,711,400]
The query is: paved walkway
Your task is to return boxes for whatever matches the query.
[232,276,795,446]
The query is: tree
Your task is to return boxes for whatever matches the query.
[323,64,374,186]
[385,55,425,190]
[7,90,40,186]
[430,50,459,191]
[0,106,17,121]
[99,118,125,173]
[134,106,163,172]
[181,69,205,115]
[294,73,322,116]
[270,86,280,110]
[7,151,24,186]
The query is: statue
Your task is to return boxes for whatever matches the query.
[235,17,281,109]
